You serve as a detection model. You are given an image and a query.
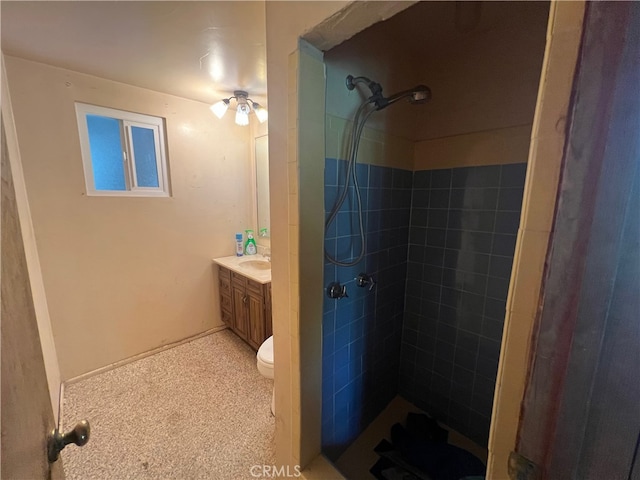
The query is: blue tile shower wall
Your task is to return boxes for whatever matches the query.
[399,163,527,447]
[322,158,412,461]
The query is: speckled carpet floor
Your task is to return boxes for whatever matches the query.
[61,329,275,479]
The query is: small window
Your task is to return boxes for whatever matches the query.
[75,103,169,196]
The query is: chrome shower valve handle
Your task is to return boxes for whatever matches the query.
[355,273,376,291]
[326,282,348,299]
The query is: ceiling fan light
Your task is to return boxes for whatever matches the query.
[235,103,250,126]
[253,104,268,123]
[212,90,265,126]
[210,99,229,119]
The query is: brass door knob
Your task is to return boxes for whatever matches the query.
[47,420,90,463]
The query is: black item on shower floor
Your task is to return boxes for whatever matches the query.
[370,455,424,480]
[369,413,486,480]
[405,412,449,443]
[372,439,432,480]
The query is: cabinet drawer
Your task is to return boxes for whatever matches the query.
[246,278,263,295]
[231,271,247,287]
[220,292,232,313]
[218,266,231,280]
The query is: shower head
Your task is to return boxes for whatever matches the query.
[408,86,432,104]
[345,74,431,111]
[379,85,432,110]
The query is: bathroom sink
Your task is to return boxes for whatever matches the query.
[239,259,271,271]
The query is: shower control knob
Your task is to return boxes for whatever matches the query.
[327,282,348,299]
[47,420,91,463]
[355,273,376,291]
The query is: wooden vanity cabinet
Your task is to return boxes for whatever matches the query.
[219,268,234,328]
[218,266,272,350]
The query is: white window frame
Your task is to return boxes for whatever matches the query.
[75,103,170,197]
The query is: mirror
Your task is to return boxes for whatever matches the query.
[255,135,270,238]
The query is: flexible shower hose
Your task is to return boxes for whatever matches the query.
[324,101,377,267]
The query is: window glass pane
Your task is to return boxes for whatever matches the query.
[86,115,126,191]
[131,126,159,188]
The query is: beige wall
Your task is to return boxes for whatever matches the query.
[323,20,417,170]
[411,1,547,169]
[324,40,417,170]
[326,114,414,170]
[324,24,422,145]
[323,1,548,171]
[290,43,327,470]
[265,1,352,471]
[413,125,533,171]
[5,56,253,381]
[322,4,426,170]
[412,1,548,170]
[413,2,549,142]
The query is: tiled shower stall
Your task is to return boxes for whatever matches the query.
[321,158,526,459]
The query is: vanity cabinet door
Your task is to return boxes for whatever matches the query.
[247,289,266,350]
[232,284,249,338]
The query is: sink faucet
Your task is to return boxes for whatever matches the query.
[264,248,271,262]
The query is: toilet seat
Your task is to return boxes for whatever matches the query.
[257,335,274,378]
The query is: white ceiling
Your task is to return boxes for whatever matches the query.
[1,1,268,105]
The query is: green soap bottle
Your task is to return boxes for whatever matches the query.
[244,229,257,255]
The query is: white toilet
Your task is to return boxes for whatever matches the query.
[256,335,275,415]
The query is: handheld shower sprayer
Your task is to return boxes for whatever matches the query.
[325,74,432,267]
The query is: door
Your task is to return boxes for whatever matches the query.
[1,119,64,478]
[515,3,640,478]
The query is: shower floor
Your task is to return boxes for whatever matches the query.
[61,329,275,479]
[335,396,487,480]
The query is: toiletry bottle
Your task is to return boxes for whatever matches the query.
[245,230,257,255]
[235,233,244,257]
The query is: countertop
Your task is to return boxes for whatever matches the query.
[212,254,272,284]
